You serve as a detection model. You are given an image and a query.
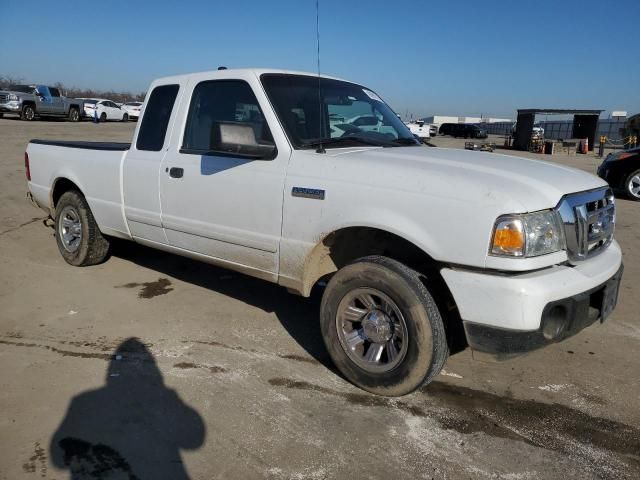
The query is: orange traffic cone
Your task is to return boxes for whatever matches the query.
[584,137,589,153]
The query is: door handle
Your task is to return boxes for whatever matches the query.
[168,167,184,178]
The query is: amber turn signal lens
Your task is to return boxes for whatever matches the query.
[491,219,524,256]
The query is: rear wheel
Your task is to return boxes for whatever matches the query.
[21,104,35,121]
[100,112,107,123]
[320,256,448,396]
[626,169,640,201]
[68,107,80,122]
[54,191,110,266]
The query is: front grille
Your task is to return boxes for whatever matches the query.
[557,188,615,263]
[0,94,8,103]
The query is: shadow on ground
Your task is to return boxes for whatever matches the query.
[110,241,336,370]
[50,338,205,479]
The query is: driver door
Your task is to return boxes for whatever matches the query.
[159,76,289,276]
[35,85,53,113]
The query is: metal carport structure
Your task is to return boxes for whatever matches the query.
[513,109,602,151]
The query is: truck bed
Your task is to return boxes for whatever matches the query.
[29,139,131,151]
[27,139,131,240]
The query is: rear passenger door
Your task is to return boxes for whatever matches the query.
[105,101,119,120]
[123,84,181,244]
[158,76,290,276]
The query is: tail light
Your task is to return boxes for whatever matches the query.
[25,152,31,181]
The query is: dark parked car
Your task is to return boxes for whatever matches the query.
[597,146,640,201]
[452,124,487,139]
[439,123,456,135]
[439,123,488,139]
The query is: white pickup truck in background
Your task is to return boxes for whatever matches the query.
[25,68,623,396]
[404,120,432,143]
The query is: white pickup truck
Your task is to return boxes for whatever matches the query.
[25,68,623,396]
[404,120,431,143]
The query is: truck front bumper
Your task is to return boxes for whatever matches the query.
[0,101,21,112]
[441,240,623,355]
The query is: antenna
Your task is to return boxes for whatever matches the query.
[315,0,325,154]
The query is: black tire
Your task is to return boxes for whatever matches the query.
[320,256,448,396]
[68,107,80,122]
[122,113,129,122]
[54,190,110,266]
[100,112,107,123]
[21,104,35,121]
[625,169,640,201]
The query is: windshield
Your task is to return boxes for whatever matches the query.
[261,74,418,149]
[8,85,36,94]
[83,100,98,105]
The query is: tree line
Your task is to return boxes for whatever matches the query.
[0,75,145,103]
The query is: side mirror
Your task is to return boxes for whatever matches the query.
[218,123,276,159]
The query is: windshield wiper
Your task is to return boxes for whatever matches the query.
[299,136,393,149]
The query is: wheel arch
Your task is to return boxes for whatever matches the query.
[300,226,441,295]
[51,177,85,211]
[301,225,468,354]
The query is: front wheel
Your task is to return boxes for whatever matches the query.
[68,107,80,122]
[54,190,110,266]
[100,112,107,123]
[626,169,640,201]
[21,104,35,121]
[122,113,129,122]
[320,256,448,396]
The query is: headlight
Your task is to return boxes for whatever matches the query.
[490,210,564,257]
[8,94,19,101]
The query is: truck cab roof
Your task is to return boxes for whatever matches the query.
[150,68,347,86]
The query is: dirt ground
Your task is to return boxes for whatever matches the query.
[0,118,638,479]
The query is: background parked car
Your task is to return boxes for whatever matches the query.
[121,101,143,120]
[452,124,488,139]
[80,98,129,122]
[0,84,82,121]
[405,120,431,143]
[598,146,640,200]
[439,123,456,135]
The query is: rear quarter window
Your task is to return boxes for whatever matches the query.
[136,84,180,151]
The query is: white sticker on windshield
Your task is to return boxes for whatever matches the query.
[363,89,382,102]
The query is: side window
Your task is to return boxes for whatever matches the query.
[37,86,50,98]
[182,80,274,156]
[136,84,179,152]
[49,87,60,97]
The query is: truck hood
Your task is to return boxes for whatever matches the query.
[329,146,606,213]
[0,89,34,98]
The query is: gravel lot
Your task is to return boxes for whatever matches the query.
[1,118,639,479]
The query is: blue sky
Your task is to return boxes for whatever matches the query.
[1,0,638,118]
